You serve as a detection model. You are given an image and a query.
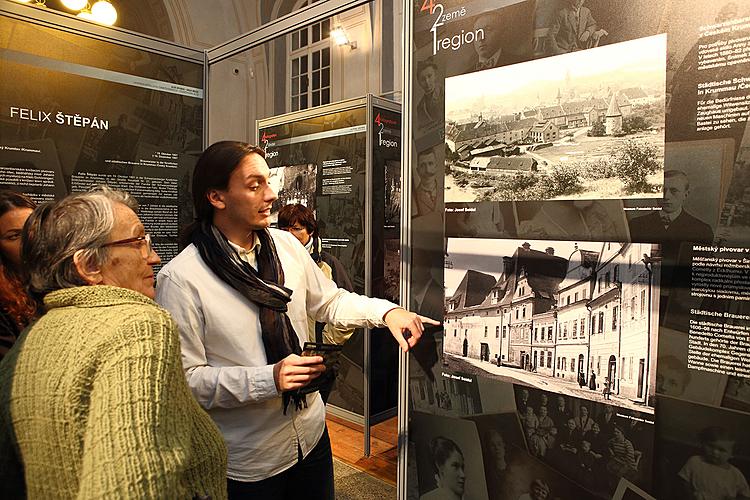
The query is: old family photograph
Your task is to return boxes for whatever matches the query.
[444,34,666,203]
[444,238,659,414]
[410,382,658,500]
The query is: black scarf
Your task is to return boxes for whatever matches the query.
[192,221,305,413]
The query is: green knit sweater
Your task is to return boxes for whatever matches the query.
[0,286,227,499]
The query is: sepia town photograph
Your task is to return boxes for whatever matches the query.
[444,34,666,203]
[444,238,659,413]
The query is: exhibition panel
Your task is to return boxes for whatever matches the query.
[402,0,750,499]
[0,8,203,270]
[8,0,750,497]
[257,94,402,454]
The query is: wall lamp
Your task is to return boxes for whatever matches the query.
[331,26,357,50]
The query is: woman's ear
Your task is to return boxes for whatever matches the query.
[73,249,103,285]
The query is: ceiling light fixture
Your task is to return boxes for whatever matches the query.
[91,0,117,25]
[61,0,87,10]
[76,6,95,20]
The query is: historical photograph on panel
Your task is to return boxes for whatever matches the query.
[532,0,667,60]
[412,412,489,500]
[655,396,750,500]
[385,159,401,229]
[445,201,517,238]
[409,368,484,418]
[656,326,726,407]
[514,385,655,498]
[444,238,659,413]
[515,199,630,242]
[268,163,317,223]
[470,411,528,497]
[722,376,750,414]
[470,410,599,500]
[444,34,666,202]
[382,238,400,303]
[627,139,733,246]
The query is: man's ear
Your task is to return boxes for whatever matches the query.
[207,189,226,210]
[73,250,103,285]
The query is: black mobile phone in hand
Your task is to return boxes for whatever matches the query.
[302,342,342,370]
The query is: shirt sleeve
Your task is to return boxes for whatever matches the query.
[77,313,197,499]
[547,11,564,54]
[156,272,279,409]
[294,239,396,330]
[584,9,597,33]
[734,465,750,497]
[678,455,696,483]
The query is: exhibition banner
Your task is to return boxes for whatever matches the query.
[373,105,403,304]
[0,16,203,268]
[406,1,750,499]
[260,107,368,293]
[260,103,404,416]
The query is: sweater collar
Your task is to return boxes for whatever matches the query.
[44,285,157,310]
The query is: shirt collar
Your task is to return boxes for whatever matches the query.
[304,237,314,253]
[227,232,261,257]
[660,209,681,223]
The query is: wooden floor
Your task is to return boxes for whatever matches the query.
[326,413,398,486]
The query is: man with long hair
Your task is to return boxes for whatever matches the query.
[156,141,437,499]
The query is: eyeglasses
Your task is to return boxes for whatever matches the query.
[100,233,153,258]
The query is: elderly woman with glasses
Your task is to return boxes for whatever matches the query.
[0,186,227,499]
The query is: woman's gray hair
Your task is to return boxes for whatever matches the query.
[22,185,138,298]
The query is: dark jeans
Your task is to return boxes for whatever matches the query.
[227,427,334,500]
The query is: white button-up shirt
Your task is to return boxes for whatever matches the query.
[155,228,395,481]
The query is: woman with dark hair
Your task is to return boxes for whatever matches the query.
[277,203,353,291]
[421,436,466,500]
[0,189,37,359]
[277,203,354,342]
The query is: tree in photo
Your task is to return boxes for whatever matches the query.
[588,118,606,137]
[613,140,660,194]
[622,115,652,134]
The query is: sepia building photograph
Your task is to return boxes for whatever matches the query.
[444,238,659,412]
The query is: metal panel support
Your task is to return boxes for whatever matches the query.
[396,0,414,497]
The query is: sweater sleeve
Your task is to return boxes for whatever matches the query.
[0,353,25,498]
[76,310,195,499]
